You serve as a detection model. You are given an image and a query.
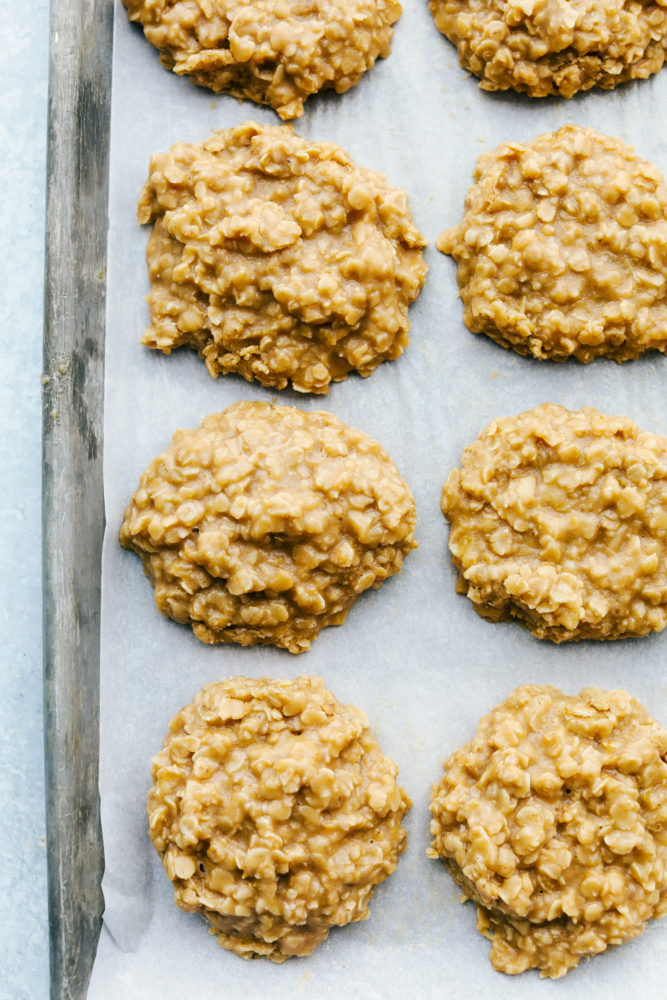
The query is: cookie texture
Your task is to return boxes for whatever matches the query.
[441,403,667,642]
[429,684,667,977]
[429,0,667,98]
[149,675,409,960]
[138,121,426,393]
[438,126,667,362]
[120,401,417,653]
[123,0,402,119]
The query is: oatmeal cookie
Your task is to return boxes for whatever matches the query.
[120,401,417,653]
[438,126,667,362]
[123,0,402,119]
[149,675,410,961]
[138,121,426,393]
[429,0,667,98]
[429,684,667,977]
[441,403,667,641]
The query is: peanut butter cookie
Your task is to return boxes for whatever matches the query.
[139,122,426,393]
[149,675,410,960]
[441,403,667,641]
[429,684,667,977]
[123,0,402,119]
[438,126,667,362]
[120,401,417,652]
[429,0,667,98]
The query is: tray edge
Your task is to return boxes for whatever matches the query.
[43,1,113,997]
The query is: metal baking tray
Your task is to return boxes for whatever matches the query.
[42,3,667,998]
[43,1,112,996]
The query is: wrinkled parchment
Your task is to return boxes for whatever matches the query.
[89,3,667,997]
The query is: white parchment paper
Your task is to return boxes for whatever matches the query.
[89,2,667,997]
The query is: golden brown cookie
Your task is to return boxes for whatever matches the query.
[438,126,667,362]
[123,0,402,119]
[139,122,426,393]
[148,675,410,960]
[441,403,667,641]
[429,684,667,977]
[120,401,417,652]
[429,0,667,98]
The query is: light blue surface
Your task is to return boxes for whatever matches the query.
[0,4,50,999]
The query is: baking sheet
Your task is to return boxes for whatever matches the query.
[89,2,667,997]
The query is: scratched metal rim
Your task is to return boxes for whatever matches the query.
[42,1,113,997]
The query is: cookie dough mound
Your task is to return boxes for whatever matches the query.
[148,675,410,960]
[438,126,667,362]
[138,122,426,393]
[123,0,402,119]
[429,0,667,97]
[441,403,667,642]
[429,684,667,977]
[120,401,417,652]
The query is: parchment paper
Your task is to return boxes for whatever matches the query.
[89,3,667,997]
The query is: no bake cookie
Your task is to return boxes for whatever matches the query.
[149,675,410,960]
[124,0,402,119]
[120,401,417,652]
[429,684,667,977]
[438,126,667,362]
[429,0,667,98]
[139,121,426,393]
[441,403,667,641]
